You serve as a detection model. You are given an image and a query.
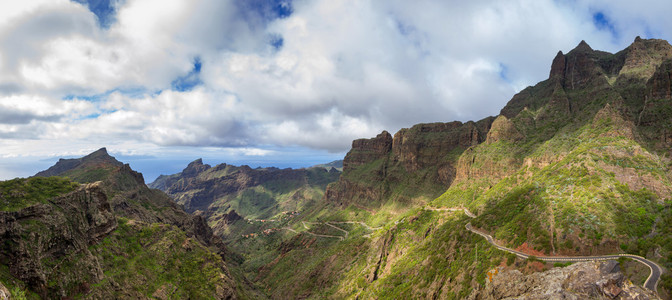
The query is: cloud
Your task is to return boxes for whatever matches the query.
[1,0,672,166]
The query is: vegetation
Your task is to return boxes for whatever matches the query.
[0,177,79,211]
[86,218,232,299]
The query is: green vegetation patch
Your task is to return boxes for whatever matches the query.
[88,218,230,299]
[0,177,79,211]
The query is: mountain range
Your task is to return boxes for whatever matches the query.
[1,37,672,299]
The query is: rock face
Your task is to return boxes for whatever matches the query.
[326,118,494,208]
[648,59,672,99]
[0,282,8,300]
[485,115,522,144]
[22,149,242,298]
[0,182,116,298]
[34,149,225,253]
[342,131,393,172]
[474,261,659,300]
[151,159,341,215]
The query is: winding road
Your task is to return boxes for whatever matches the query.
[429,207,663,293]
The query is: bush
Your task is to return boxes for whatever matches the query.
[11,286,27,300]
[506,253,516,266]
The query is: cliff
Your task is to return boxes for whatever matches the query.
[0,182,116,297]
[326,118,494,208]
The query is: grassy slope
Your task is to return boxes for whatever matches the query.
[432,105,672,294]
[251,205,515,299]
[0,177,79,211]
[87,218,236,299]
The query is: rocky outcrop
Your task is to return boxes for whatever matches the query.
[34,150,227,255]
[636,59,672,150]
[0,182,116,298]
[182,158,212,177]
[485,115,522,144]
[557,40,606,90]
[35,148,121,178]
[474,261,659,300]
[343,131,393,171]
[549,51,567,79]
[619,37,672,81]
[0,282,9,300]
[327,118,494,208]
[647,59,672,100]
[221,210,243,225]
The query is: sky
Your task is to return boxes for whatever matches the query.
[1,0,672,182]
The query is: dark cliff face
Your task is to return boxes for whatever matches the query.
[326,118,494,208]
[0,182,116,297]
[343,131,393,172]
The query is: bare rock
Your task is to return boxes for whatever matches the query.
[0,183,116,298]
[343,131,393,172]
[486,115,522,144]
[475,261,659,300]
[327,118,494,208]
[0,282,9,300]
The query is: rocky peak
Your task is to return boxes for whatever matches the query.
[549,50,566,79]
[182,158,211,177]
[80,147,121,167]
[354,131,393,153]
[619,37,672,80]
[34,148,122,178]
[342,131,393,171]
[563,40,603,90]
[573,40,593,53]
[86,147,110,158]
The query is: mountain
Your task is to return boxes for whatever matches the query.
[148,160,342,283]
[149,159,340,222]
[228,38,672,299]
[325,119,494,211]
[311,160,344,171]
[4,37,672,299]
[0,149,252,299]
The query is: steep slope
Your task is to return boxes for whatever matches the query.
[432,37,672,297]
[36,148,225,251]
[249,38,672,299]
[326,119,494,210]
[149,159,340,235]
[0,149,248,299]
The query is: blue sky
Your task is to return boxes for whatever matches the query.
[1,0,672,181]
